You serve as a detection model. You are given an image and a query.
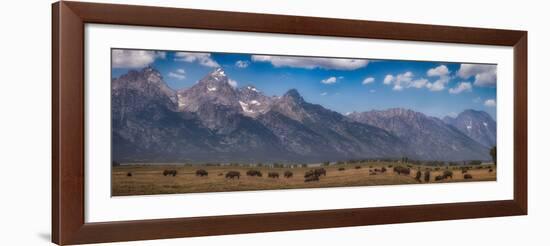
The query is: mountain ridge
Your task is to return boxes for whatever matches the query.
[111,67,493,163]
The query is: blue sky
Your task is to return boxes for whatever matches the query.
[112,49,497,119]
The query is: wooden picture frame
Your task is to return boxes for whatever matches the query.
[52,1,527,245]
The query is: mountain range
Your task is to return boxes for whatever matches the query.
[111,67,495,163]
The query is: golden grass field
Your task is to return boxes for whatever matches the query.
[112,162,496,196]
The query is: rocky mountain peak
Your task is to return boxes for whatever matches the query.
[282,89,304,103]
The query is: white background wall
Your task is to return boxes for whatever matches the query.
[0,0,547,245]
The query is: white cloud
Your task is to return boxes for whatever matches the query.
[457,64,497,87]
[251,55,368,70]
[383,75,394,85]
[410,78,429,88]
[427,65,450,77]
[228,79,238,88]
[448,82,472,94]
[174,52,219,67]
[321,76,339,84]
[320,92,328,96]
[426,65,451,91]
[168,68,186,80]
[168,72,186,80]
[235,60,250,68]
[362,77,375,85]
[484,99,496,107]
[112,49,166,68]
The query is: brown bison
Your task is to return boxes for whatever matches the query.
[381,167,387,173]
[218,173,224,176]
[442,170,453,179]
[268,172,279,178]
[284,171,293,178]
[338,167,345,171]
[415,170,422,182]
[355,166,362,169]
[489,168,493,172]
[126,172,132,177]
[393,166,411,175]
[163,170,177,176]
[195,169,208,177]
[225,171,240,179]
[435,175,444,181]
[314,168,326,176]
[424,171,430,182]
[246,170,263,177]
[464,174,473,179]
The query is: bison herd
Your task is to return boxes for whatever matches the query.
[152,164,481,183]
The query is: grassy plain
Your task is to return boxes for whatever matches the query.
[112,162,496,196]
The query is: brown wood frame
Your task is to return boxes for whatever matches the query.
[52,1,527,245]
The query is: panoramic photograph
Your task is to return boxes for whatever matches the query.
[111,48,497,196]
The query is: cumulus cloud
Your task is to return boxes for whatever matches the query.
[362,77,375,85]
[457,64,497,87]
[168,68,186,80]
[448,82,472,94]
[384,75,394,85]
[228,79,238,88]
[484,99,496,107]
[426,65,451,91]
[235,60,250,68]
[321,76,339,84]
[174,52,219,67]
[112,49,166,68]
[427,65,450,77]
[251,55,368,70]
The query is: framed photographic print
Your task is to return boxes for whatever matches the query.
[52,1,527,245]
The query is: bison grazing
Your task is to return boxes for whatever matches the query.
[126,172,132,177]
[415,170,422,182]
[381,167,387,173]
[246,170,263,177]
[163,170,177,177]
[464,174,473,179]
[424,171,431,182]
[393,166,411,175]
[315,168,326,176]
[442,170,453,179]
[461,169,468,174]
[355,166,361,169]
[195,169,208,177]
[268,172,280,178]
[489,168,493,172]
[304,175,320,182]
[435,175,444,181]
[225,171,240,179]
[338,167,345,171]
[284,171,293,178]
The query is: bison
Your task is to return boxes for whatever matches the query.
[393,166,411,175]
[435,175,444,181]
[126,172,132,177]
[163,170,177,176]
[225,171,240,179]
[424,170,431,182]
[464,174,473,179]
[314,168,326,176]
[489,168,493,173]
[355,166,362,169]
[246,170,263,177]
[195,169,208,177]
[442,170,453,179]
[415,170,422,182]
[381,167,387,173]
[338,167,345,171]
[268,172,279,178]
[284,171,293,178]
